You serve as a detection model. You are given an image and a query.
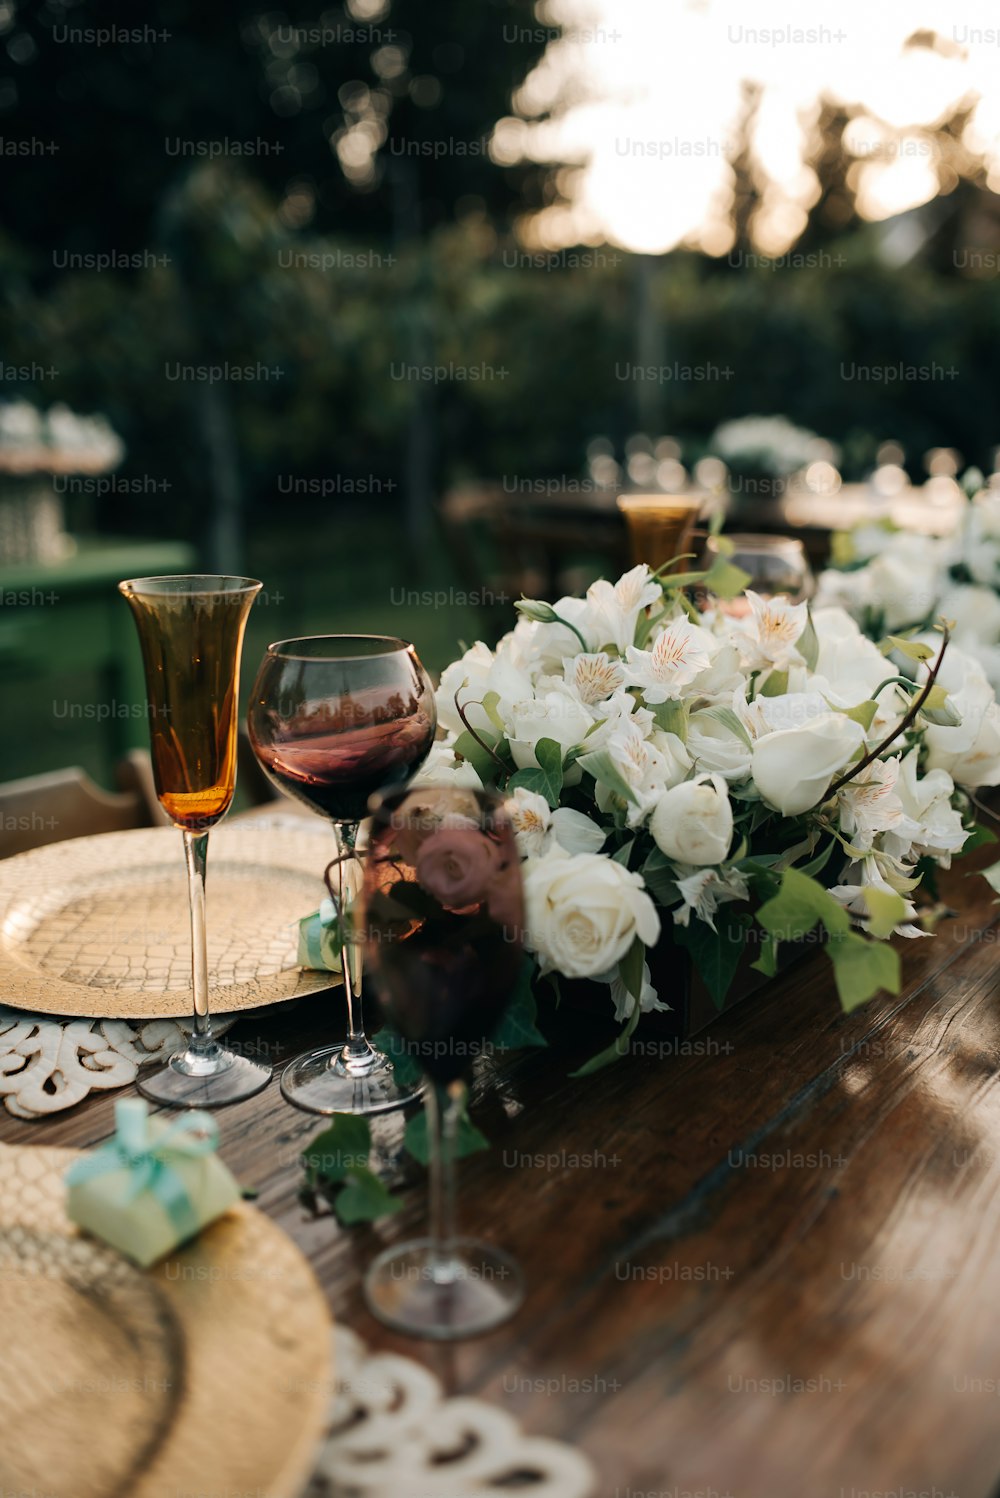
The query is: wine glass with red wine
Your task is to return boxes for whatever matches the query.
[360,783,525,1340]
[247,635,436,1115]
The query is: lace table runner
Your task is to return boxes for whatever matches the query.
[310,1327,596,1498]
[0,1008,234,1118]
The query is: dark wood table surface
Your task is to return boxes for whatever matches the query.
[5,833,1000,1498]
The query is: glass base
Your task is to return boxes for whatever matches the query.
[279,1042,421,1116]
[364,1237,524,1340]
[137,1041,271,1109]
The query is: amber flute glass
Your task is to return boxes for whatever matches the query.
[247,636,436,1115]
[617,493,702,570]
[118,574,268,1108]
[361,784,525,1340]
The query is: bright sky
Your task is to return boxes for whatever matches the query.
[491,0,1000,253]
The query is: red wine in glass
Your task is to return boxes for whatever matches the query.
[361,783,526,1339]
[247,635,436,1115]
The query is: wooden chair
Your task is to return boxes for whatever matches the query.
[0,756,164,859]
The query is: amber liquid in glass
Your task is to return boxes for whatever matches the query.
[125,590,251,831]
[617,494,701,570]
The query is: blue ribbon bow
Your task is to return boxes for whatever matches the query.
[66,1098,219,1240]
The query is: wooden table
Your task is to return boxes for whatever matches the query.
[5,835,1000,1497]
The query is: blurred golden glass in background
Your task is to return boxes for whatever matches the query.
[617,493,702,570]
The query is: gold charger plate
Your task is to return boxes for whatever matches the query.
[0,824,337,1019]
[0,1141,332,1498]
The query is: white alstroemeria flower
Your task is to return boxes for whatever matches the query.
[599,717,691,826]
[622,618,715,704]
[835,757,909,852]
[506,787,606,860]
[562,651,625,706]
[828,861,926,939]
[410,739,485,789]
[435,641,534,737]
[608,960,670,1022]
[734,590,808,671]
[672,866,750,931]
[583,689,655,749]
[881,748,967,867]
[586,564,662,653]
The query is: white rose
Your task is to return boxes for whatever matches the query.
[650,774,733,866]
[687,711,752,782]
[504,690,593,773]
[920,637,1000,788]
[410,740,483,789]
[752,713,866,816]
[436,642,533,737]
[939,584,1000,645]
[523,850,660,979]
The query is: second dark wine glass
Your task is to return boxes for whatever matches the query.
[247,635,436,1114]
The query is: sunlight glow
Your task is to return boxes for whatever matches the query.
[502,0,1000,253]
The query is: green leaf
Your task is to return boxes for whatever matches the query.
[981,857,1000,896]
[799,605,819,672]
[760,668,789,698]
[491,957,548,1049]
[674,912,749,1008]
[960,822,998,854]
[640,845,680,903]
[650,698,689,741]
[569,1002,642,1077]
[508,736,564,808]
[301,1115,373,1186]
[834,698,879,731]
[796,838,837,880]
[881,634,934,661]
[610,839,634,867]
[481,690,505,733]
[861,886,907,939]
[826,929,901,1012]
[751,928,779,977]
[756,866,850,942]
[694,704,753,751]
[453,727,498,784]
[703,552,752,601]
[335,1168,404,1225]
[576,748,639,806]
[618,935,646,1000]
[404,1097,490,1165]
[372,1025,425,1089]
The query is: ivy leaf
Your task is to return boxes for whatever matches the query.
[508,736,564,808]
[481,690,505,733]
[453,728,499,784]
[861,886,907,939]
[673,912,749,1008]
[301,1115,372,1186]
[576,748,639,806]
[826,929,901,1013]
[491,957,548,1049]
[335,1168,404,1224]
[960,822,998,855]
[834,698,879,731]
[751,928,779,977]
[702,552,752,600]
[372,1025,424,1088]
[881,634,935,661]
[404,1098,490,1165]
[756,866,850,942]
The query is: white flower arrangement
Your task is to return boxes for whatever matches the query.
[423,552,999,1063]
[817,489,1000,694]
[709,415,836,478]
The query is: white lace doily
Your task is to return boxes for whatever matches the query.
[0,1007,232,1119]
[306,1327,595,1498]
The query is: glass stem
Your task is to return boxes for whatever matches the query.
[183,829,214,1055]
[428,1081,463,1279]
[334,821,370,1060]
